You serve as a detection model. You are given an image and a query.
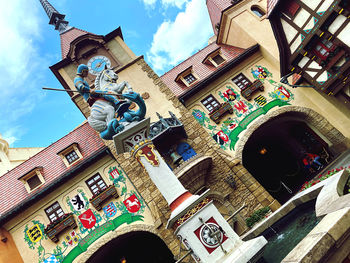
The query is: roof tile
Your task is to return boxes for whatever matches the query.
[206,0,232,34]
[60,27,92,59]
[0,123,105,216]
[160,42,245,97]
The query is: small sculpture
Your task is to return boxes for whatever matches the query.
[74,64,146,140]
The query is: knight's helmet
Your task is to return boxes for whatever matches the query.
[77,64,89,75]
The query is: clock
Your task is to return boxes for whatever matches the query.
[87,55,111,75]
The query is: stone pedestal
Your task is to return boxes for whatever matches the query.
[113,118,267,263]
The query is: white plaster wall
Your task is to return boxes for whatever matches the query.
[309,61,322,70]
[337,22,350,46]
[298,57,310,68]
[301,0,322,11]
[318,0,334,13]
[303,17,315,31]
[316,71,329,82]
[290,35,302,53]
[281,19,298,44]
[329,15,346,34]
[293,8,310,28]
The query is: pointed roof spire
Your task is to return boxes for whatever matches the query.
[39,0,71,33]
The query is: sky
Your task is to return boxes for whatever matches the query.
[0,0,213,148]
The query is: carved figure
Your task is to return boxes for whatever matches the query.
[76,65,146,140]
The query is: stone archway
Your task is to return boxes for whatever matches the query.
[74,224,174,263]
[236,106,349,204]
[235,106,348,161]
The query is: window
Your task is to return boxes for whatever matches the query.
[232,73,252,90]
[212,54,225,65]
[201,95,220,113]
[57,143,82,167]
[251,6,265,18]
[175,66,199,87]
[18,167,45,193]
[27,175,42,190]
[45,202,65,223]
[86,173,107,195]
[65,150,79,164]
[313,39,336,60]
[184,73,197,85]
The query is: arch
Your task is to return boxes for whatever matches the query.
[74,224,172,263]
[251,5,265,17]
[234,106,348,161]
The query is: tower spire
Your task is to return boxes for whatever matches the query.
[39,0,71,33]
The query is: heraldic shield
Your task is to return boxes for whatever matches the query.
[78,209,96,229]
[103,202,117,218]
[123,194,141,213]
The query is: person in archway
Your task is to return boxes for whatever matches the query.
[302,153,323,172]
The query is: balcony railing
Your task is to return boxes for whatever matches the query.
[89,185,119,211]
[209,102,234,124]
[240,79,264,100]
[44,213,77,243]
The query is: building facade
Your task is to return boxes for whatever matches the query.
[160,0,350,204]
[0,1,281,262]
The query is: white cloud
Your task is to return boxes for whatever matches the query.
[147,0,212,73]
[0,0,48,143]
[141,0,188,9]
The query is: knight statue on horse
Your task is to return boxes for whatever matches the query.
[74,64,146,140]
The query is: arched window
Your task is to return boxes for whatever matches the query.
[251,6,265,18]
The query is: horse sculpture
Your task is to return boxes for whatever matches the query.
[87,67,146,140]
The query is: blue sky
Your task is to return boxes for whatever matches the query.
[0,0,213,147]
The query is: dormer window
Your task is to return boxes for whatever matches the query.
[251,6,265,18]
[65,150,79,164]
[57,143,82,167]
[203,48,226,67]
[175,66,199,87]
[184,73,197,85]
[18,167,45,192]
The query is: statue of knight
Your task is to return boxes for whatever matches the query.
[74,64,146,140]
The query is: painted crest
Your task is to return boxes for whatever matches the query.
[254,95,267,106]
[274,86,291,101]
[123,194,141,213]
[213,130,229,146]
[223,88,236,101]
[26,224,42,243]
[251,66,269,79]
[78,209,96,229]
[135,144,159,167]
[234,101,248,113]
[70,193,85,211]
[64,230,79,247]
[109,167,120,179]
[194,217,228,254]
[103,202,117,218]
[44,255,59,263]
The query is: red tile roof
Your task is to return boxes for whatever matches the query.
[0,122,105,217]
[160,42,246,97]
[60,27,92,59]
[267,0,280,17]
[206,0,232,34]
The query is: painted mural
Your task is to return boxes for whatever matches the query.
[23,164,146,263]
[192,65,294,151]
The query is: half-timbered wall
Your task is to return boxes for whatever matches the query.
[276,0,350,100]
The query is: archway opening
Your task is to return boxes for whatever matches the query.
[243,116,330,204]
[86,231,175,263]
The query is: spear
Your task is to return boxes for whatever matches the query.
[42,87,123,97]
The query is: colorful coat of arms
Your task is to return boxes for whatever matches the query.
[109,167,120,179]
[213,130,229,145]
[78,209,96,229]
[103,202,117,218]
[64,230,79,247]
[123,194,141,213]
[44,255,59,263]
[26,224,42,243]
[223,88,236,101]
[70,193,85,211]
[274,86,291,101]
[251,66,270,79]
